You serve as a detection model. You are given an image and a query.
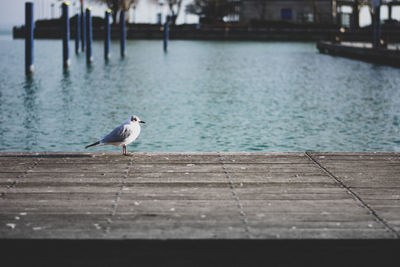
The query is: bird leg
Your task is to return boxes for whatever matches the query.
[122,145,133,156]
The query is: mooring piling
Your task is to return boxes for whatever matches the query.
[372,1,381,48]
[104,10,111,60]
[86,7,93,64]
[75,12,80,54]
[25,2,34,75]
[81,7,86,52]
[120,10,126,57]
[62,2,70,68]
[163,17,169,52]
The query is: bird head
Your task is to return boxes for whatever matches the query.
[130,115,145,124]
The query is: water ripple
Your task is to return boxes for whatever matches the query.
[0,39,400,152]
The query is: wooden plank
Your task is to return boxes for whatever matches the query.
[233,187,351,200]
[0,198,115,213]
[107,218,248,239]
[248,228,394,239]
[18,171,126,179]
[0,214,108,239]
[118,188,235,200]
[32,163,129,173]
[240,199,367,213]
[5,185,121,194]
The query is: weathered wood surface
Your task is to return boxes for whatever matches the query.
[0,152,399,239]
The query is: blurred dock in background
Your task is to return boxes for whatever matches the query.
[317,41,400,67]
[12,22,400,42]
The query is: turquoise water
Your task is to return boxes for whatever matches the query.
[1,33,400,152]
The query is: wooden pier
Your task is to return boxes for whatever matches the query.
[317,41,400,68]
[1,152,399,266]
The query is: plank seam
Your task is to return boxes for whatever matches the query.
[104,157,132,235]
[305,152,400,239]
[0,158,41,199]
[218,153,253,239]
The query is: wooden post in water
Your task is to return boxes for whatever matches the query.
[163,16,169,52]
[372,0,381,48]
[352,2,359,29]
[120,10,126,57]
[62,2,70,68]
[75,12,80,54]
[86,7,93,64]
[104,10,111,60]
[80,2,85,52]
[25,2,34,75]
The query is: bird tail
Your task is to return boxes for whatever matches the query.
[85,141,100,149]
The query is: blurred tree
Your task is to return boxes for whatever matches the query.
[91,0,137,23]
[186,0,235,24]
[149,0,183,25]
[166,0,183,25]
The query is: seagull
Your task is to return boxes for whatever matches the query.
[85,115,145,156]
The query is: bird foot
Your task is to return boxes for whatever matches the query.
[123,153,133,157]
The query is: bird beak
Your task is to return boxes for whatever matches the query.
[139,120,145,124]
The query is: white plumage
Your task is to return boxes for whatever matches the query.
[85,115,145,155]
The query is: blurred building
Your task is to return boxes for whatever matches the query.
[239,0,336,24]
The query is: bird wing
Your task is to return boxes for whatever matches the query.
[101,123,132,144]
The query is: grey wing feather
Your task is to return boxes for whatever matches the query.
[101,124,132,143]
